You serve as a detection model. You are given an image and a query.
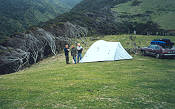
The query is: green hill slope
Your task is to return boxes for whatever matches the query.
[0,35,175,108]
[112,0,175,30]
[53,0,175,35]
[0,0,82,38]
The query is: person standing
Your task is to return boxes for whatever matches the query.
[71,45,77,64]
[77,43,83,63]
[64,44,70,64]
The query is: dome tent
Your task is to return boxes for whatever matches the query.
[80,40,132,63]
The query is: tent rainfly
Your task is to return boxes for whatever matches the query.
[80,40,133,63]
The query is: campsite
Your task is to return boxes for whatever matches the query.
[1,0,175,108]
[0,35,175,108]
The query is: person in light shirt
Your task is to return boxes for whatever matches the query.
[77,43,83,63]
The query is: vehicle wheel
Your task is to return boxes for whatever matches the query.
[141,51,146,56]
[156,54,161,59]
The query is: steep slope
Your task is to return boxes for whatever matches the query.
[52,0,131,35]
[0,0,82,38]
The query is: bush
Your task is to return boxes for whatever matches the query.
[131,0,142,6]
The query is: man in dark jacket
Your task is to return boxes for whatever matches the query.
[71,45,77,64]
[64,44,70,64]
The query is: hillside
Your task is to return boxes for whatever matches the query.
[72,0,130,12]
[50,0,131,35]
[0,0,82,38]
[52,0,175,35]
[1,0,175,38]
[112,0,175,30]
[0,35,175,108]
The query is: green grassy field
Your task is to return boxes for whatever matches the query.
[0,35,175,109]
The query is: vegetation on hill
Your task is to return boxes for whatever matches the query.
[48,0,175,36]
[59,0,83,8]
[72,0,131,12]
[0,0,82,39]
[112,0,175,30]
[45,0,133,35]
[1,0,175,39]
[0,35,175,108]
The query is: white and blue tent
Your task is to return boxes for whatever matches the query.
[80,40,132,63]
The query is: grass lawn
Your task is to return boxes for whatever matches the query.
[0,35,175,109]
